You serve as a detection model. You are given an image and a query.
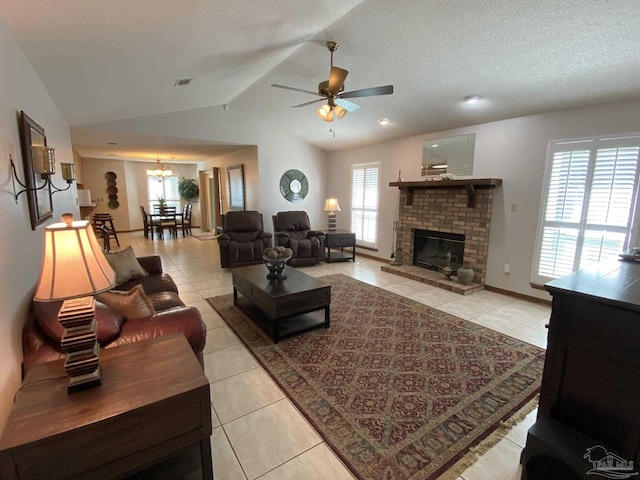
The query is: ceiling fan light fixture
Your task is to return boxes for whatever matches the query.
[464,94,481,104]
[333,105,347,120]
[318,104,334,122]
[274,42,393,123]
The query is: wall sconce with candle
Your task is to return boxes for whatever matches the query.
[13,111,77,229]
[10,148,76,201]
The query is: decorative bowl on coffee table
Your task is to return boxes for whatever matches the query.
[263,247,293,280]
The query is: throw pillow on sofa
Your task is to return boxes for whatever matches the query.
[96,285,155,320]
[105,246,149,286]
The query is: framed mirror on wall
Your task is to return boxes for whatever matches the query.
[19,111,53,229]
[421,133,475,177]
[227,164,245,211]
[279,169,309,203]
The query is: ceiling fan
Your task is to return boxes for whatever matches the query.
[271,41,393,122]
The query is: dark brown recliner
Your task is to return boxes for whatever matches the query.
[218,211,272,268]
[272,211,325,267]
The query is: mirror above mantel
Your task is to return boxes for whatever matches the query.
[421,133,475,177]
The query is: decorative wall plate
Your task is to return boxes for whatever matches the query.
[105,171,117,180]
[280,169,309,203]
[107,186,118,195]
[108,199,120,209]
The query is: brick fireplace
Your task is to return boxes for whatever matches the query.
[383,179,501,292]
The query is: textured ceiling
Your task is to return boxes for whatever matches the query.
[1,0,640,161]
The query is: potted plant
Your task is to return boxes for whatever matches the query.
[156,195,166,207]
[178,178,199,204]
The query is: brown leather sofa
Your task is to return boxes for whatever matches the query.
[22,255,206,374]
[272,211,325,267]
[217,211,273,268]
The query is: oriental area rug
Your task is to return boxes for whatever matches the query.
[207,274,545,480]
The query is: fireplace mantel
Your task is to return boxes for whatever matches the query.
[389,178,502,207]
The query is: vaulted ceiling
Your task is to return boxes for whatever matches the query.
[2,0,639,162]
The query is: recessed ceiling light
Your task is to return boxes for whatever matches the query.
[464,95,481,104]
[107,142,119,146]
[432,144,439,148]
[378,118,390,126]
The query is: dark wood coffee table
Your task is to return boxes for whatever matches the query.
[0,334,212,480]
[232,264,331,343]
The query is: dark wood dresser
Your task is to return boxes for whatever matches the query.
[521,260,640,479]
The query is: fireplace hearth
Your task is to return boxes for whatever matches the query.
[413,229,465,271]
[387,180,502,287]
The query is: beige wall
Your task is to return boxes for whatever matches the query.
[4,2,640,436]
[76,106,330,233]
[0,0,418,436]
[0,14,78,432]
[257,122,329,233]
[80,158,200,231]
[198,147,259,215]
[328,97,640,301]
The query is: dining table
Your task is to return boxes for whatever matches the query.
[147,209,183,239]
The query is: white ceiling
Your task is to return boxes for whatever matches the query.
[2,0,640,161]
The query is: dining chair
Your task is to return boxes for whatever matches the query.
[157,206,178,239]
[139,205,155,239]
[177,204,192,236]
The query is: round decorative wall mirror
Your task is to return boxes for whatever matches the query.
[280,170,309,203]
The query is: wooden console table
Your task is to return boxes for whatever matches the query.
[0,334,212,480]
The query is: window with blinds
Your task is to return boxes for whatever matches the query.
[533,135,640,283]
[351,162,380,248]
[147,176,180,210]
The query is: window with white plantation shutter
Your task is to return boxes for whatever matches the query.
[533,135,640,284]
[351,162,380,248]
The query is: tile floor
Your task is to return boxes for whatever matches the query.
[120,230,550,480]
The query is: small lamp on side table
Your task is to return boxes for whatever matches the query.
[33,213,116,394]
[324,197,341,231]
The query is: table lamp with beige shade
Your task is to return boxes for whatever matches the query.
[324,197,341,231]
[33,213,116,393]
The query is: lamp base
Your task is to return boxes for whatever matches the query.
[327,212,337,232]
[67,366,102,393]
[58,297,102,394]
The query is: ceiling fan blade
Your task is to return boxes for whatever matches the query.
[340,85,394,99]
[291,98,325,108]
[328,67,348,95]
[334,98,360,112]
[271,84,320,96]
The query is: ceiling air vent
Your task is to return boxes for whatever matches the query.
[174,78,192,87]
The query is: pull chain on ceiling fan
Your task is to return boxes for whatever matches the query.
[271,41,393,123]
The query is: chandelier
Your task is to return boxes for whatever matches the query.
[146,157,173,178]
